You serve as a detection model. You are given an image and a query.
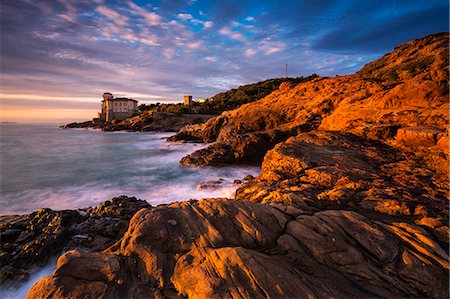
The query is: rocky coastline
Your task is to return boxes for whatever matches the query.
[61,111,215,133]
[1,33,448,298]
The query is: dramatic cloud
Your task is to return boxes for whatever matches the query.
[0,0,448,122]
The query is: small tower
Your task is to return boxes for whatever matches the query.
[184,95,192,106]
[103,92,113,101]
[103,92,114,122]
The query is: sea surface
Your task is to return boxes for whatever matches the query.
[0,123,260,215]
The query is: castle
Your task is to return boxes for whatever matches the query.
[98,92,138,122]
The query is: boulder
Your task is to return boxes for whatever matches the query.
[0,196,150,285]
[395,126,443,147]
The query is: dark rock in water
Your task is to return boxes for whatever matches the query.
[233,179,242,184]
[196,179,226,190]
[90,196,150,219]
[0,196,150,286]
[61,112,215,133]
[179,128,297,166]
[0,208,83,284]
[60,118,104,129]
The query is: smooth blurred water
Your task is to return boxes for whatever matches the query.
[0,124,260,215]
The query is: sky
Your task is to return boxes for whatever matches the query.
[0,0,448,122]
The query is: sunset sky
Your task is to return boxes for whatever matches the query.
[1,0,448,122]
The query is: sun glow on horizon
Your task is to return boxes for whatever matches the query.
[0,107,99,123]
[0,92,179,122]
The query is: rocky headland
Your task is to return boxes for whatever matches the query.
[1,33,448,298]
[61,112,215,132]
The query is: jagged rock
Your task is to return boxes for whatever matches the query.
[236,130,448,218]
[175,33,448,169]
[60,118,103,129]
[0,196,150,285]
[90,196,150,220]
[395,126,443,147]
[180,128,297,166]
[196,179,226,190]
[27,199,448,298]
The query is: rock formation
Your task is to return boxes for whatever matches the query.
[17,33,450,298]
[26,198,448,298]
[61,112,214,133]
[0,196,149,286]
[172,33,448,168]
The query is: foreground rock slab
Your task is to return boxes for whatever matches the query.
[27,198,448,298]
[0,196,150,285]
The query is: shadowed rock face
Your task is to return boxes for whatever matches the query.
[0,196,150,285]
[27,199,448,298]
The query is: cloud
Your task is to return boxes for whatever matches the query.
[95,5,128,26]
[127,2,162,25]
[139,37,160,46]
[245,49,256,57]
[218,26,245,41]
[186,41,203,50]
[177,13,193,20]
[203,21,214,29]
[258,39,286,55]
[245,16,255,21]
[145,12,162,25]
[205,56,217,62]
[163,48,176,59]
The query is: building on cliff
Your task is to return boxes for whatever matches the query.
[98,92,138,122]
[184,95,192,106]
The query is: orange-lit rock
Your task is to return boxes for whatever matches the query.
[27,199,449,298]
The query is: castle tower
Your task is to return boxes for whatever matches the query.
[103,92,113,101]
[103,92,114,122]
[184,95,192,106]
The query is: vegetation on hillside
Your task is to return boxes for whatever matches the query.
[138,75,319,115]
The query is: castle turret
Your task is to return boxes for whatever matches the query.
[103,92,113,101]
[184,95,192,106]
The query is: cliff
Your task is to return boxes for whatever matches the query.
[174,33,448,168]
[13,33,450,298]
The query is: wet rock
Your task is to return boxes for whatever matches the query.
[0,196,150,285]
[243,174,254,181]
[91,196,150,220]
[196,179,226,190]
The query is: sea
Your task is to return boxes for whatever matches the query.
[0,123,260,215]
[0,123,260,298]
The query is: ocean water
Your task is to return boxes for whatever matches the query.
[0,123,260,215]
